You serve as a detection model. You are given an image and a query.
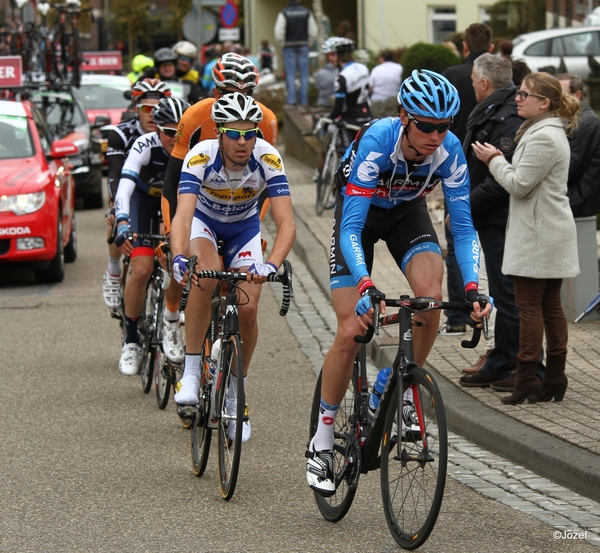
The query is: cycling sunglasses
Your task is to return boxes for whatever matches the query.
[178,55,194,63]
[138,104,156,113]
[407,112,453,134]
[157,126,177,137]
[218,127,260,140]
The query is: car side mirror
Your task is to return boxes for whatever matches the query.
[93,115,111,128]
[123,89,132,100]
[50,139,79,159]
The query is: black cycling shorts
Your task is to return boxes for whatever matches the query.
[329,193,442,290]
[129,188,162,251]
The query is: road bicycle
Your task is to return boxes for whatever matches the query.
[179,255,294,500]
[312,117,360,216]
[308,295,487,550]
[107,221,168,393]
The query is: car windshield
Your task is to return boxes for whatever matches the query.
[31,91,86,136]
[79,84,131,109]
[0,115,34,159]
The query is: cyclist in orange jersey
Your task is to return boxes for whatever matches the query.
[162,53,278,230]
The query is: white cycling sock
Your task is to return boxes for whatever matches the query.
[312,398,339,452]
[182,354,201,379]
[163,306,180,322]
[107,257,121,277]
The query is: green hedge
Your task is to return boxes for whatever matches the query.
[401,42,461,78]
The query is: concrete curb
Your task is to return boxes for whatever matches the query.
[291,204,600,503]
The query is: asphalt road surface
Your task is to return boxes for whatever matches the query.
[0,204,596,553]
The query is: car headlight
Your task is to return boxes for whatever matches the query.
[0,191,46,214]
[73,137,88,153]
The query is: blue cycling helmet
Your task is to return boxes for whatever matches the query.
[398,69,460,119]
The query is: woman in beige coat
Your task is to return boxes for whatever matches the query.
[472,72,580,405]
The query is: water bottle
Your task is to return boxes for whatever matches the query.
[208,338,221,379]
[369,367,392,413]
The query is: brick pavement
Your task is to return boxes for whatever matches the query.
[281,150,600,500]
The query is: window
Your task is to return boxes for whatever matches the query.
[562,31,600,56]
[430,7,456,44]
[524,39,551,56]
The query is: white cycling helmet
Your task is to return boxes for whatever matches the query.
[212,53,259,90]
[211,92,263,124]
[322,37,349,54]
[173,41,198,60]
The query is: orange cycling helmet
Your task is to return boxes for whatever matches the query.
[212,53,259,91]
[131,78,171,102]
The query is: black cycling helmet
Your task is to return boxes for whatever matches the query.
[153,47,178,68]
[152,97,190,126]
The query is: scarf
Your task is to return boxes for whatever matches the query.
[462,83,516,155]
[514,111,554,144]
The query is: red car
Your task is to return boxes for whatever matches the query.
[0,99,79,283]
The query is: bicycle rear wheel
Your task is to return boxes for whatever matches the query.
[139,284,156,394]
[380,366,447,550]
[308,369,359,522]
[216,335,244,500]
[315,146,338,216]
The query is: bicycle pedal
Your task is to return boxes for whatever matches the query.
[160,367,171,380]
[110,310,123,321]
[177,405,197,419]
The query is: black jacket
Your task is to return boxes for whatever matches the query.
[443,51,487,143]
[566,101,600,217]
[464,85,524,230]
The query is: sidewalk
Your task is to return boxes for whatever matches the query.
[282,152,600,503]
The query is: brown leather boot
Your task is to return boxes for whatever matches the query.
[530,353,568,403]
[462,350,491,374]
[501,361,541,405]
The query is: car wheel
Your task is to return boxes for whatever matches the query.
[35,216,65,283]
[84,189,104,210]
[64,215,77,263]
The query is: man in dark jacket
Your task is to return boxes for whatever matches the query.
[440,23,494,337]
[274,0,317,107]
[557,73,600,217]
[458,53,524,389]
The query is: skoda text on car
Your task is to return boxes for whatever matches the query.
[0,99,79,283]
[30,87,104,209]
[79,74,132,164]
[512,26,600,79]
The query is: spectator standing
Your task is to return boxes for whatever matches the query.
[153,47,178,81]
[274,0,318,107]
[368,49,403,102]
[314,38,339,108]
[498,38,514,60]
[440,23,493,336]
[511,59,532,87]
[202,46,221,96]
[458,53,523,389]
[556,73,600,218]
[258,39,278,72]
[472,72,580,405]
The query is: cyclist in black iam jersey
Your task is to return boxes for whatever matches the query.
[328,37,372,150]
[114,97,190,376]
[102,79,171,310]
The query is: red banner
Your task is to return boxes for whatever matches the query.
[0,56,23,88]
[81,51,123,71]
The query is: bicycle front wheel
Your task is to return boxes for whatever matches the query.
[154,346,170,409]
[308,369,359,522]
[216,335,244,500]
[380,366,448,550]
[191,335,213,476]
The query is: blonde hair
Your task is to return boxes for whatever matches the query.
[523,72,580,135]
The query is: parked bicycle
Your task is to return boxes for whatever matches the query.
[312,117,360,216]
[179,255,294,500]
[308,294,487,550]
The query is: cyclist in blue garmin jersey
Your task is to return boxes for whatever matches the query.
[305,69,493,496]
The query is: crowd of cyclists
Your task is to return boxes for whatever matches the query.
[101,36,492,500]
